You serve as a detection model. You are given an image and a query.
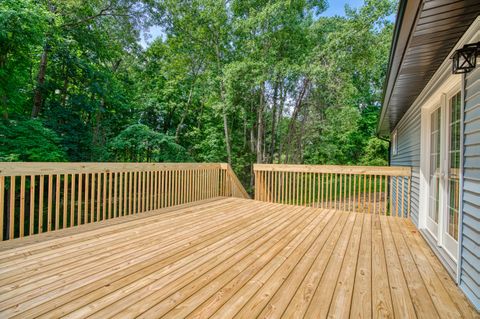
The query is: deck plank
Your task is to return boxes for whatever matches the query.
[401,219,479,319]
[156,209,334,318]
[371,214,394,318]
[327,213,364,318]
[254,209,344,319]
[97,205,318,318]
[0,200,253,288]
[189,210,339,319]
[388,216,440,318]
[350,213,372,318]
[0,201,265,313]
[46,203,300,318]
[0,198,476,319]
[394,218,462,319]
[380,216,416,318]
[226,213,348,319]
[303,213,358,318]
[14,202,283,318]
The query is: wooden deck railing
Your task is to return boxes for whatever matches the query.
[254,164,411,217]
[0,162,248,240]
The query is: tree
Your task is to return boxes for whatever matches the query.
[109,124,190,162]
[1,0,397,188]
[0,119,66,161]
[0,0,50,118]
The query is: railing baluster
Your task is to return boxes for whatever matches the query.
[0,176,4,240]
[373,175,377,215]
[329,173,333,209]
[63,174,68,228]
[39,175,44,233]
[85,173,89,224]
[55,174,60,229]
[77,173,82,226]
[339,173,343,210]
[383,175,388,215]
[96,173,101,221]
[312,172,315,207]
[108,172,113,219]
[20,175,25,237]
[395,176,399,217]
[113,172,117,218]
[9,176,16,239]
[47,174,53,231]
[70,174,74,227]
[31,175,36,235]
[407,177,411,219]
[401,176,405,218]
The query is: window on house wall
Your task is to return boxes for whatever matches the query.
[392,130,398,156]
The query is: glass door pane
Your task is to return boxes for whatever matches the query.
[447,92,461,241]
[429,108,441,226]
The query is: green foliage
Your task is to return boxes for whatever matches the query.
[109,124,191,162]
[0,0,51,115]
[304,106,361,164]
[0,0,396,188]
[359,137,389,166]
[0,119,66,161]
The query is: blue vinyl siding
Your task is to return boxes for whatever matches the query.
[390,101,421,225]
[460,66,480,310]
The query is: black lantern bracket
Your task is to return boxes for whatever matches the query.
[451,42,480,74]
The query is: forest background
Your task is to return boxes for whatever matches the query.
[0,0,397,190]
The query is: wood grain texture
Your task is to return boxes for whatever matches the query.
[0,163,248,241]
[254,164,411,217]
[0,198,476,319]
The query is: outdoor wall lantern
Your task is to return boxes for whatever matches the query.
[451,42,480,74]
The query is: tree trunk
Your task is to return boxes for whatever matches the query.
[269,81,279,163]
[32,43,49,118]
[61,64,68,107]
[175,80,195,142]
[1,95,7,120]
[0,56,7,119]
[297,108,309,163]
[282,78,309,163]
[214,40,232,165]
[222,109,232,165]
[256,82,265,164]
[277,83,286,160]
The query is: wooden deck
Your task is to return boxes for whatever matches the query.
[0,198,477,318]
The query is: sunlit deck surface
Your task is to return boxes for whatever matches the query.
[0,197,477,318]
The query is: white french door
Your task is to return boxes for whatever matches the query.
[427,92,461,260]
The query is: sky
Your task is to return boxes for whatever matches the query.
[323,0,364,17]
[140,0,366,48]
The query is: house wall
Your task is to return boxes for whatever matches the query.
[390,105,421,225]
[461,66,480,310]
[389,17,479,311]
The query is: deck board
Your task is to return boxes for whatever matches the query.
[0,198,477,318]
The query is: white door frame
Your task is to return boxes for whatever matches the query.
[419,75,462,273]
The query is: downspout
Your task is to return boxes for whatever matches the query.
[456,72,466,284]
[377,135,391,166]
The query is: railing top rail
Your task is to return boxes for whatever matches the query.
[253,164,411,177]
[0,162,224,176]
